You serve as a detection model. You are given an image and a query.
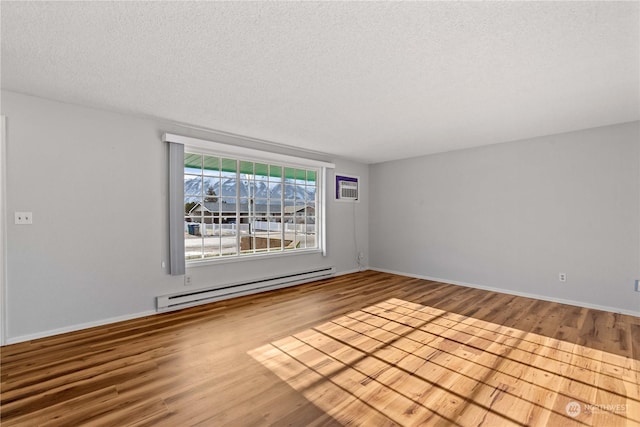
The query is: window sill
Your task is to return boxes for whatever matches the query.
[186,248,324,268]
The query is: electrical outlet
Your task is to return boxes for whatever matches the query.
[635,280,640,292]
[184,275,192,286]
[14,211,33,225]
[559,273,567,282]
[357,251,364,261]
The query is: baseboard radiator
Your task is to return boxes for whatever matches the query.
[156,266,335,312]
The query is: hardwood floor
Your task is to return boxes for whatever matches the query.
[1,271,639,426]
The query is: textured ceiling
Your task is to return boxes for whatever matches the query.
[1,1,638,163]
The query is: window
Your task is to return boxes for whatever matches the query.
[184,152,320,260]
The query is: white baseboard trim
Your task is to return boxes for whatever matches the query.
[5,268,367,345]
[6,310,157,345]
[335,267,369,276]
[370,267,640,317]
[16,266,630,345]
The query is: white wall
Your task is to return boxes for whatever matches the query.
[370,121,640,315]
[1,91,369,342]
[4,89,635,343]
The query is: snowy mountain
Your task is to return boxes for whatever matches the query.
[184,177,315,203]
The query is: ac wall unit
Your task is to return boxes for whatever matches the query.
[336,174,359,201]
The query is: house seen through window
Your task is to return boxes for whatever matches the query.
[184,153,319,260]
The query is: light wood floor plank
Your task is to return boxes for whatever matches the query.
[1,271,638,426]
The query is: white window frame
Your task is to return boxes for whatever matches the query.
[1,116,6,345]
[164,133,333,265]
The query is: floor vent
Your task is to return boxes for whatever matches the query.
[156,267,335,312]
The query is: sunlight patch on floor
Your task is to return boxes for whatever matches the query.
[248,298,639,427]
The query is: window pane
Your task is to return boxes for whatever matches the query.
[283,207,294,223]
[285,233,297,250]
[307,170,317,183]
[203,177,219,201]
[269,238,283,251]
[306,186,317,204]
[221,158,237,178]
[185,216,203,260]
[296,185,306,201]
[203,231,221,258]
[298,234,308,249]
[284,184,296,200]
[254,198,268,212]
[255,163,268,177]
[184,153,202,174]
[269,165,282,178]
[219,180,237,201]
[295,169,306,184]
[254,172,268,184]
[239,179,250,199]
[254,180,268,200]
[240,232,253,253]
[203,156,220,176]
[284,167,296,182]
[185,215,201,224]
[268,180,281,199]
[239,160,254,175]
[221,199,236,213]
[219,226,238,256]
[184,175,201,196]
[185,197,199,215]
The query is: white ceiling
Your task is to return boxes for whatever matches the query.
[1,1,638,163]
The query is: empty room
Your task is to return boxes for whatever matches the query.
[0,1,638,426]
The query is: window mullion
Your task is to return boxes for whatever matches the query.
[280,170,285,251]
[200,156,205,260]
[235,159,240,257]
[250,164,256,254]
